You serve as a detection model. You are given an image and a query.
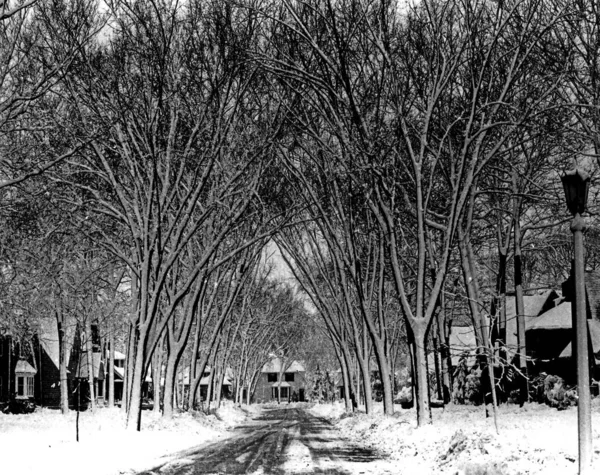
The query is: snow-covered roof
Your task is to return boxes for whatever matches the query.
[261,358,305,373]
[559,320,600,361]
[506,291,558,325]
[37,317,73,370]
[271,381,291,388]
[15,360,37,375]
[526,302,572,331]
[106,349,126,360]
[75,352,104,380]
[448,325,478,366]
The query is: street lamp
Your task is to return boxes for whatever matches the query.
[561,168,592,475]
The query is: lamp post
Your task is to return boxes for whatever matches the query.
[561,168,592,475]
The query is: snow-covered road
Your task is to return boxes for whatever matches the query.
[138,406,397,474]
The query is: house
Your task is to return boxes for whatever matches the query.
[0,322,65,407]
[0,317,107,409]
[447,290,560,368]
[524,271,600,383]
[158,366,231,406]
[502,290,559,362]
[196,366,232,402]
[448,324,479,367]
[254,358,306,403]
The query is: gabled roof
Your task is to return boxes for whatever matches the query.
[261,358,305,373]
[505,291,559,326]
[105,349,126,360]
[75,352,104,380]
[558,320,600,363]
[15,359,37,374]
[448,325,478,366]
[526,302,572,331]
[38,317,73,370]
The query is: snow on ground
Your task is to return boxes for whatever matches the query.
[0,403,248,475]
[309,399,600,475]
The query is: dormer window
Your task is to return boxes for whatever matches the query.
[15,360,36,399]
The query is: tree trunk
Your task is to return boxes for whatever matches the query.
[152,338,164,414]
[85,319,96,413]
[513,204,528,378]
[412,320,430,424]
[162,348,178,419]
[436,299,451,403]
[57,311,69,414]
[206,366,215,411]
[356,351,373,414]
[214,368,224,409]
[126,337,145,430]
[108,326,115,408]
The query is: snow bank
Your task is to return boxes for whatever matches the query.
[319,401,600,475]
[308,400,347,419]
[0,407,228,475]
[215,400,250,427]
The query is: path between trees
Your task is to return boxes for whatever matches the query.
[137,405,397,474]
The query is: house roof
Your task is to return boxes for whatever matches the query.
[585,272,600,321]
[37,317,73,371]
[272,381,291,388]
[526,302,572,331]
[75,352,104,380]
[105,349,126,360]
[15,359,37,375]
[558,320,600,361]
[448,325,478,366]
[261,358,305,373]
[505,291,559,326]
[114,366,124,380]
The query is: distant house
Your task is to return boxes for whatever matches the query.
[503,290,560,361]
[254,358,306,403]
[445,274,600,386]
[525,272,600,383]
[447,290,560,368]
[0,319,69,407]
[448,324,479,367]
[158,366,231,405]
[0,318,107,409]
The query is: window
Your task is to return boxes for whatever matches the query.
[284,373,295,382]
[16,376,34,398]
[267,373,277,382]
[271,387,289,400]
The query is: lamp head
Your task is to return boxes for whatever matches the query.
[561,168,590,216]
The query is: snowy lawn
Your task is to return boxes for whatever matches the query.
[309,399,600,474]
[0,402,248,475]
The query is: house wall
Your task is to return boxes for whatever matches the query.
[253,371,306,403]
[0,338,39,403]
[0,336,12,402]
[33,336,62,408]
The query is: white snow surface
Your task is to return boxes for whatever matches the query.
[3,400,600,475]
[0,403,248,475]
[309,399,600,474]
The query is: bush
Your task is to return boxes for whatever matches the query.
[2,398,36,414]
[529,373,577,410]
